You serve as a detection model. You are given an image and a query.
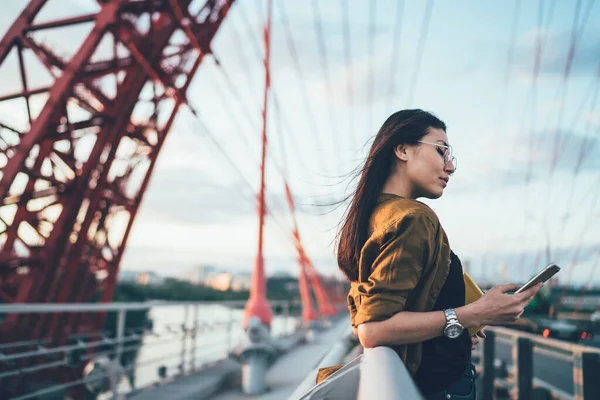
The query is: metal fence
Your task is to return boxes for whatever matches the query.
[291,329,423,400]
[292,323,600,400]
[482,326,600,400]
[0,300,299,400]
[358,346,423,400]
[290,326,358,399]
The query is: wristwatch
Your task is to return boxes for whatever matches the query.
[443,308,464,339]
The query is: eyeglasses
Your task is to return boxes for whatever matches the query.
[417,140,457,171]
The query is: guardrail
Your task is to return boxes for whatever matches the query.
[291,330,423,400]
[482,326,600,400]
[290,326,357,399]
[358,346,423,400]
[0,300,299,400]
[292,323,600,400]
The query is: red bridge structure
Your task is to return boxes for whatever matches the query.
[0,0,233,339]
[0,0,340,396]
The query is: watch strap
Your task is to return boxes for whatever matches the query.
[444,308,459,323]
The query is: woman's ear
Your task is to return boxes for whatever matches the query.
[394,144,408,161]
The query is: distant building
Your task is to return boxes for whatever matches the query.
[180,265,218,285]
[591,308,600,323]
[118,270,138,283]
[206,272,232,291]
[205,272,252,292]
[269,269,295,279]
[136,271,165,286]
[462,259,471,275]
[118,270,165,286]
[231,273,252,291]
[284,281,299,292]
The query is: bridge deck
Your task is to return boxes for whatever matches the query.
[214,315,351,400]
[130,315,351,400]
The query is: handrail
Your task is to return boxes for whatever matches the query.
[490,326,600,355]
[358,347,423,400]
[483,326,600,399]
[290,329,424,400]
[0,299,300,399]
[289,325,357,399]
[0,299,298,313]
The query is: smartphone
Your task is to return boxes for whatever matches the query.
[514,263,560,294]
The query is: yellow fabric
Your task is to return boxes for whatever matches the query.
[347,193,451,376]
[316,365,344,384]
[463,272,485,336]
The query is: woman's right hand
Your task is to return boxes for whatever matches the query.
[461,283,544,327]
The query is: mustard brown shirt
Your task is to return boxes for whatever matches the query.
[347,193,451,376]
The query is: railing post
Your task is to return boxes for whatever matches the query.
[227,308,233,351]
[283,301,290,334]
[112,309,126,399]
[180,304,189,376]
[574,352,600,400]
[190,304,199,372]
[240,316,273,395]
[483,329,495,400]
[516,337,533,400]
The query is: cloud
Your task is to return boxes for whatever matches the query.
[138,161,324,226]
[584,110,600,128]
[224,1,402,109]
[464,128,600,191]
[306,54,405,108]
[121,243,341,278]
[513,28,600,79]
[463,242,600,284]
[139,165,256,224]
[508,130,600,173]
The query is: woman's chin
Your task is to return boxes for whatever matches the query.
[424,188,444,199]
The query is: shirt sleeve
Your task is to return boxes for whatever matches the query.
[353,212,436,326]
[347,282,358,326]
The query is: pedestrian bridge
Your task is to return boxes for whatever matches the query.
[2,301,599,399]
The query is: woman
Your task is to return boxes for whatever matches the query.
[336,109,542,399]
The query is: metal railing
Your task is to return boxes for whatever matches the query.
[291,328,423,400]
[290,326,357,399]
[292,323,600,400]
[358,346,423,400]
[0,300,299,400]
[482,326,600,400]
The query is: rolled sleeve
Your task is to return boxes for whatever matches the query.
[353,212,435,326]
[347,284,358,326]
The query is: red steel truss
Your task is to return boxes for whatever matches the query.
[284,183,335,320]
[0,0,235,344]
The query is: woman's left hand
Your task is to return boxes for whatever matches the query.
[470,329,486,350]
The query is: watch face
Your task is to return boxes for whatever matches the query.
[445,324,463,339]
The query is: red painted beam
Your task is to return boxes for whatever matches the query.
[243,0,273,329]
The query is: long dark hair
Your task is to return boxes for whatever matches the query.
[336,109,446,282]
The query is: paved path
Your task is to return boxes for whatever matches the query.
[214,316,351,400]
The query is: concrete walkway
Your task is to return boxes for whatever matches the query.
[128,358,241,400]
[214,315,351,400]
[129,315,352,400]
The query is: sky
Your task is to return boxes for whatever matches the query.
[1,0,599,287]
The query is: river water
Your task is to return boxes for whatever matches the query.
[131,303,298,389]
